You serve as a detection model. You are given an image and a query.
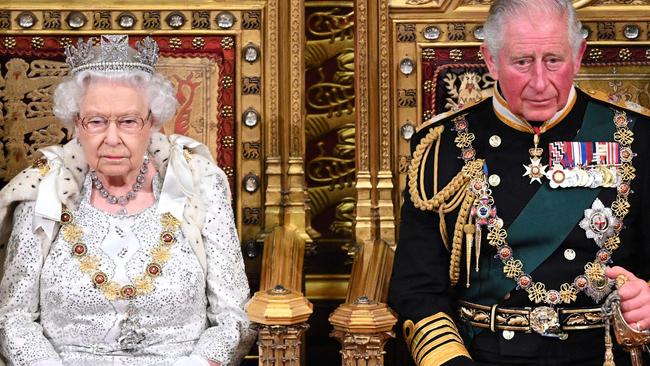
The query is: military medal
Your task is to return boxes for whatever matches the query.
[523,158,547,184]
[462,108,635,309]
[522,127,548,184]
[547,141,621,189]
[426,95,636,321]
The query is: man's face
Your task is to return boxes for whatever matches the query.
[482,13,586,122]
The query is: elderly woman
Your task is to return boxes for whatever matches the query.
[0,35,255,366]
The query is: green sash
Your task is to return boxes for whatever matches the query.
[458,101,635,341]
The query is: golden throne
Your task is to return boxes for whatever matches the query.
[329,1,650,365]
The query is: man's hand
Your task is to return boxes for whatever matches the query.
[208,361,221,366]
[606,266,650,330]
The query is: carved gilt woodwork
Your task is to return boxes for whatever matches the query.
[247,225,313,366]
[330,296,397,366]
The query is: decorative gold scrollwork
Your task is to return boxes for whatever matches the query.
[306,51,354,117]
[0,58,70,183]
[564,312,604,326]
[307,124,355,190]
[306,8,354,42]
[330,197,356,237]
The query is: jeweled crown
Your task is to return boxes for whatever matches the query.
[65,35,159,75]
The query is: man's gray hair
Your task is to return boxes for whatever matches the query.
[483,0,583,58]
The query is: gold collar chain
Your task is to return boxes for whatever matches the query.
[453,109,635,306]
[59,207,181,300]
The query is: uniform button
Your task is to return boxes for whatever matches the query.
[564,249,576,261]
[488,174,501,186]
[489,135,502,147]
[502,330,515,340]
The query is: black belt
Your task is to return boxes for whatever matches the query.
[459,300,606,338]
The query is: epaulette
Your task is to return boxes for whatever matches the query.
[416,97,489,133]
[408,98,488,211]
[577,86,650,118]
[403,312,472,365]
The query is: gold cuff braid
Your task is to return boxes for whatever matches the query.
[403,312,471,366]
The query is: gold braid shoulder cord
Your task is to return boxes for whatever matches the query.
[407,116,485,286]
[409,110,636,305]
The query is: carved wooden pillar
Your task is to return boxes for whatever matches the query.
[351,0,395,302]
[264,0,282,233]
[248,285,313,366]
[265,0,310,242]
[256,322,310,366]
[330,296,397,366]
[328,0,397,362]
[283,0,311,243]
[247,225,313,366]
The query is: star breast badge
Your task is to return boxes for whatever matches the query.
[579,198,621,247]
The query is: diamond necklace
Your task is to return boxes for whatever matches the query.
[91,156,149,215]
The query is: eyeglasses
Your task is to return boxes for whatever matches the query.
[78,111,151,135]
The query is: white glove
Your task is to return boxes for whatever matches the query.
[31,360,64,366]
[171,355,210,366]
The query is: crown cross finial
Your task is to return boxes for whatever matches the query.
[100,35,129,63]
[64,34,158,75]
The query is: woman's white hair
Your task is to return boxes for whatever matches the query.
[483,0,583,59]
[53,70,178,132]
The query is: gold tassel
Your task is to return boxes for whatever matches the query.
[474,223,481,272]
[604,319,616,366]
[464,224,475,288]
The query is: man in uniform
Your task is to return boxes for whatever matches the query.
[389,0,650,365]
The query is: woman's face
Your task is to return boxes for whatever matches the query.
[76,82,153,181]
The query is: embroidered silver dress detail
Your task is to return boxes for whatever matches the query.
[0,170,254,366]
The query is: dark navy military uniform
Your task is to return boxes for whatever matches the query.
[389,88,650,366]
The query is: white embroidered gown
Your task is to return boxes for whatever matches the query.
[0,171,255,366]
